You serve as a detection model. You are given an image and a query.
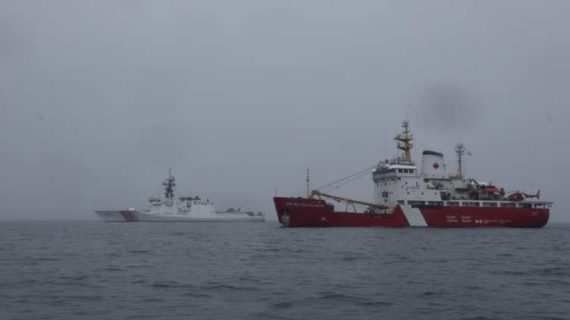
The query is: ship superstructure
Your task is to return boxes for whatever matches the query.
[274,121,551,228]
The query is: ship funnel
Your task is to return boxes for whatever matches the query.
[421,150,447,179]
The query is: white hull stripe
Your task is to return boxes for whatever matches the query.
[401,206,428,227]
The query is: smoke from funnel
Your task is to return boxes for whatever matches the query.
[415,83,483,133]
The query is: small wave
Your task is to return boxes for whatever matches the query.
[64,295,105,302]
[535,267,569,276]
[34,257,60,262]
[201,283,260,292]
[152,281,183,288]
[248,254,271,260]
[8,279,39,287]
[357,300,392,307]
[313,291,363,303]
[500,270,528,276]
[502,267,569,277]
[340,255,369,262]
[496,253,514,257]
[464,285,483,291]
[237,276,261,283]
[251,311,295,320]
[150,281,198,289]
[316,292,352,300]
[418,291,446,297]
[129,279,148,286]
[128,250,150,254]
[271,301,294,309]
[104,266,122,272]
[59,274,89,281]
[183,292,211,298]
[521,281,541,287]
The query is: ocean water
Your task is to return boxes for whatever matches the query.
[1,221,569,320]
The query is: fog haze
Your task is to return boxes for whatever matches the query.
[1,1,569,221]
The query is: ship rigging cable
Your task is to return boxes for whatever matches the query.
[315,165,377,193]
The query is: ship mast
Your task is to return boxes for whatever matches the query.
[455,143,466,177]
[163,169,176,199]
[395,120,414,164]
[306,168,310,198]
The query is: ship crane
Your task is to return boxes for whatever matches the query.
[310,190,390,214]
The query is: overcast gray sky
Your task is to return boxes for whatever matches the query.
[1,0,569,222]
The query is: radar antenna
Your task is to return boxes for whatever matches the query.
[162,169,176,199]
[395,120,414,163]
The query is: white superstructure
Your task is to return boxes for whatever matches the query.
[371,121,550,210]
[95,171,265,222]
[373,160,443,207]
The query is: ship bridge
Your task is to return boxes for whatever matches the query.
[373,163,417,178]
[373,121,446,206]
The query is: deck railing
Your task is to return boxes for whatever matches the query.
[404,200,552,209]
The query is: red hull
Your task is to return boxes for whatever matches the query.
[274,197,549,228]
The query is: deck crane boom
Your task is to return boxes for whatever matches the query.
[310,190,389,210]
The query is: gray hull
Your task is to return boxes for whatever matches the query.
[95,210,265,222]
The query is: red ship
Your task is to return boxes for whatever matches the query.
[274,121,551,228]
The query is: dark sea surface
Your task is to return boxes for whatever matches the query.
[1,221,569,320]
